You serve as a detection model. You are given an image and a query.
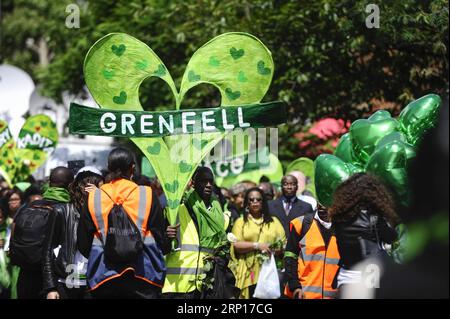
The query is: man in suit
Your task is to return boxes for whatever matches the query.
[268,174,314,239]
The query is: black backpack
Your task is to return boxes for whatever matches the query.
[102,188,144,265]
[10,202,53,270]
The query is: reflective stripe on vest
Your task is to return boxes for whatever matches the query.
[86,179,165,291]
[287,216,340,299]
[163,203,227,294]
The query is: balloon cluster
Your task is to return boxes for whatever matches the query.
[314,94,442,207]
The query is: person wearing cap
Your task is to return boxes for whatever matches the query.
[42,166,104,299]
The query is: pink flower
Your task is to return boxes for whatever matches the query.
[309,118,349,140]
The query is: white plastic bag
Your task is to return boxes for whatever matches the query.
[253,254,280,299]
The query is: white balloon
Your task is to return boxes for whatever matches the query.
[0,65,35,120]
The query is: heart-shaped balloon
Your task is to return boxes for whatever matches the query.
[375,131,416,166]
[314,154,363,207]
[366,140,411,206]
[350,110,399,164]
[399,94,441,146]
[334,132,358,164]
[83,32,275,224]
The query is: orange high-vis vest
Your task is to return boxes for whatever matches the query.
[285,215,340,299]
[86,179,166,291]
[87,179,153,240]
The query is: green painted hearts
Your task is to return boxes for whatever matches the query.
[136,59,149,70]
[82,32,275,226]
[225,88,241,101]
[165,180,179,193]
[230,47,244,60]
[153,64,166,76]
[147,142,161,155]
[111,44,126,56]
[209,56,220,67]
[238,71,248,83]
[257,60,271,75]
[179,161,193,173]
[188,70,201,82]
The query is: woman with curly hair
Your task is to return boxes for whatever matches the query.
[329,173,401,290]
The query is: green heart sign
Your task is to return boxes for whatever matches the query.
[0,115,58,184]
[80,32,278,225]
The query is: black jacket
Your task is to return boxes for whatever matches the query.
[42,202,81,293]
[333,210,397,269]
[268,197,314,239]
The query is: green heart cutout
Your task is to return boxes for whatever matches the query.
[113,91,127,105]
[136,59,149,70]
[103,69,115,79]
[147,142,161,155]
[209,56,220,67]
[165,180,179,193]
[179,161,193,173]
[257,60,271,75]
[111,44,126,56]
[350,110,399,164]
[83,32,274,225]
[238,71,248,83]
[188,70,201,82]
[225,88,241,101]
[33,153,41,160]
[230,47,244,60]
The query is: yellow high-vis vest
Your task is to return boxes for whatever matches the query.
[163,204,230,294]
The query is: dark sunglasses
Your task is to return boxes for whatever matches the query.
[249,197,262,202]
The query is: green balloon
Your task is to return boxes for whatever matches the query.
[334,133,355,163]
[314,154,363,207]
[368,109,392,121]
[350,110,399,164]
[366,140,411,206]
[399,94,441,146]
[376,131,416,165]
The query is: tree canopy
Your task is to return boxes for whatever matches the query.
[1,0,448,165]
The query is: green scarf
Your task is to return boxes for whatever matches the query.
[186,189,226,250]
[43,186,71,203]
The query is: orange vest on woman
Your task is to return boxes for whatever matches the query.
[86,179,165,291]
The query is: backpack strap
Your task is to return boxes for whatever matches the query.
[100,185,150,238]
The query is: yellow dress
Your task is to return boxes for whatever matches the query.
[229,215,286,299]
